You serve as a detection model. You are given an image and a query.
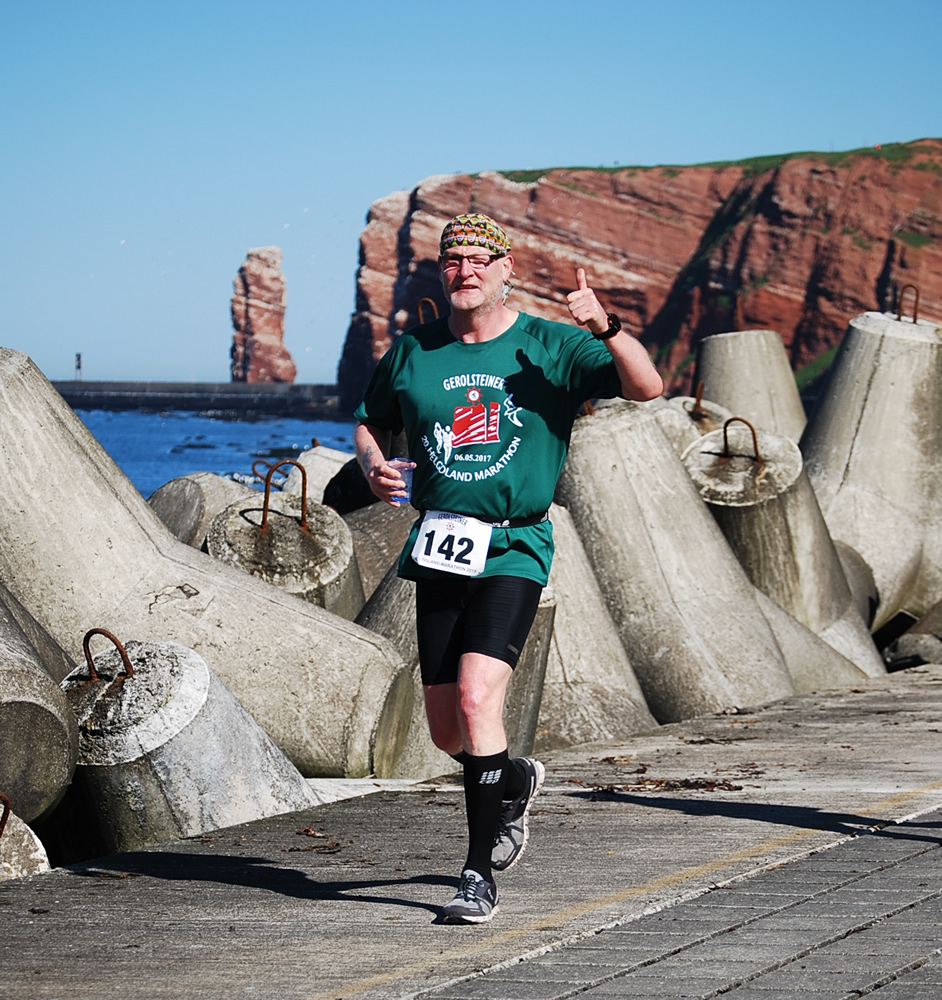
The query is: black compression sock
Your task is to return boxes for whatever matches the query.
[462,749,509,883]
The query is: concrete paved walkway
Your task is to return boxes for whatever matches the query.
[2,666,942,999]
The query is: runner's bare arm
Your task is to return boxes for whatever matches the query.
[354,422,406,507]
[567,267,663,401]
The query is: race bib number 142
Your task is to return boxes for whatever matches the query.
[410,511,492,577]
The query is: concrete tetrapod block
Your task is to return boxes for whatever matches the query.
[0,799,51,880]
[555,401,795,723]
[0,596,78,823]
[801,310,942,629]
[206,493,366,620]
[535,503,657,752]
[634,397,699,458]
[833,540,879,629]
[147,472,258,549]
[752,588,868,691]
[642,395,734,457]
[693,329,807,442]
[343,501,419,601]
[281,443,352,501]
[0,349,411,778]
[58,638,320,856]
[0,577,76,683]
[682,422,885,678]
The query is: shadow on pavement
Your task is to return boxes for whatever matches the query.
[69,851,451,915]
[566,791,942,844]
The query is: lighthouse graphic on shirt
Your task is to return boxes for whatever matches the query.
[453,389,501,445]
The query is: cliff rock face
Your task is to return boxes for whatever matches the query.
[338,139,942,409]
[230,246,297,383]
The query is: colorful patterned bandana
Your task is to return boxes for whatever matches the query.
[439,214,511,257]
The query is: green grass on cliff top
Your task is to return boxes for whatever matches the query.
[497,140,939,184]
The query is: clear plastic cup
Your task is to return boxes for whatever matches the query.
[388,457,416,504]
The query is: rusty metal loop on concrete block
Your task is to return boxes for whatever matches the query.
[722,416,763,465]
[417,297,439,324]
[82,628,136,683]
[0,792,10,842]
[897,283,920,323]
[685,380,708,422]
[252,459,289,490]
[261,459,308,533]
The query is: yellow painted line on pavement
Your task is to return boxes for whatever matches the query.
[303,778,942,1000]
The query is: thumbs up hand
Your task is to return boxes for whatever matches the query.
[566,267,610,336]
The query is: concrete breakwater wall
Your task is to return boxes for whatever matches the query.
[3,307,941,873]
[51,380,345,419]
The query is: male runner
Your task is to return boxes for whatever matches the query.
[354,213,663,923]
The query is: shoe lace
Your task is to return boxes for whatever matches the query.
[456,872,481,901]
[493,794,517,846]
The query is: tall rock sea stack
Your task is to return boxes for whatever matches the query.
[230,246,297,383]
[337,139,942,410]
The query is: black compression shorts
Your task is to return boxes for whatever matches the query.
[414,574,543,686]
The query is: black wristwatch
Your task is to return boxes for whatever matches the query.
[593,312,622,340]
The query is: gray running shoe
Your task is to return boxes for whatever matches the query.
[492,757,545,871]
[442,869,499,924]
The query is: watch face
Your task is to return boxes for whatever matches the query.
[607,312,621,334]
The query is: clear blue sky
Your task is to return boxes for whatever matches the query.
[3,0,939,384]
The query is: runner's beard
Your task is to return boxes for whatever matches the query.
[447,276,506,319]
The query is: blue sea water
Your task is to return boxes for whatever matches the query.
[76,409,357,499]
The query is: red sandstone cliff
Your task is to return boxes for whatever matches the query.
[231,246,297,383]
[338,139,942,410]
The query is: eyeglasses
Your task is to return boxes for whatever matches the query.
[439,253,506,272]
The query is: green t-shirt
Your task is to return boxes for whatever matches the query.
[354,312,623,584]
